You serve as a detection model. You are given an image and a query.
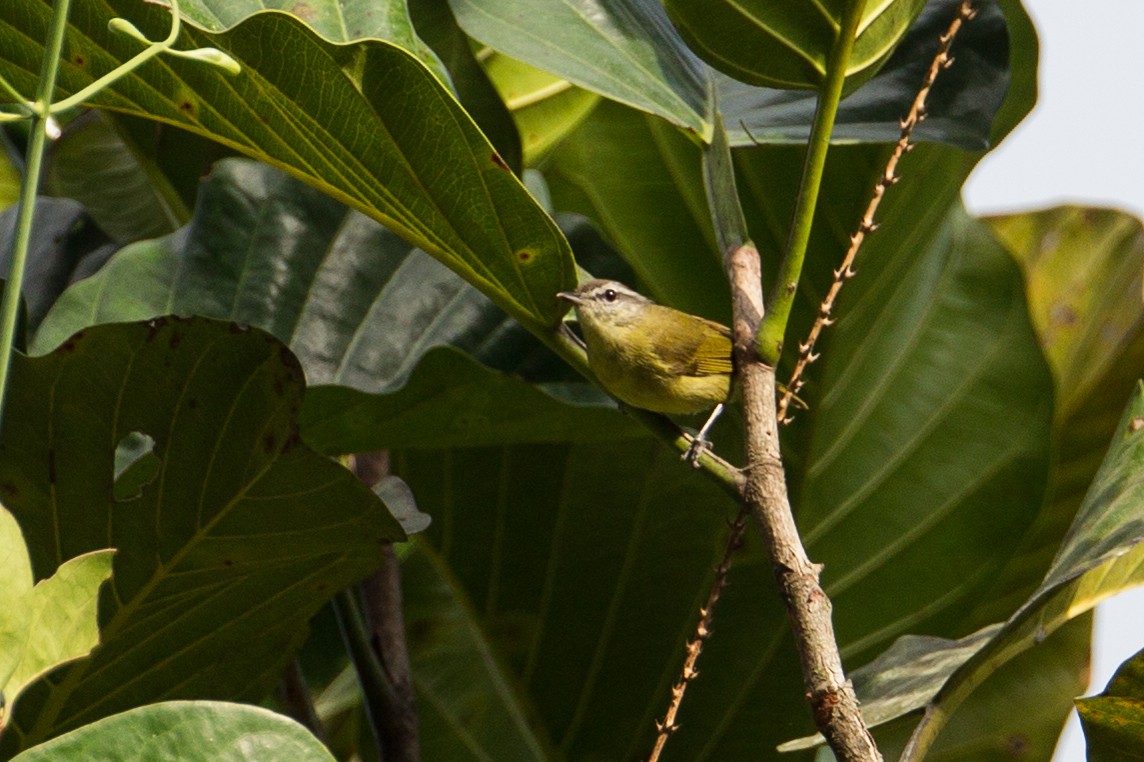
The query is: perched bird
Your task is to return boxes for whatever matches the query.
[557,279,733,461]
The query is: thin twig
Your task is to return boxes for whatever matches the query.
[276,659,326,744]
[351,452,421,762]
[778,0,979,423]
[648,511,748,762]
[360,547,420,761]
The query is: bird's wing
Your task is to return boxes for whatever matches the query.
[657,317,734,377]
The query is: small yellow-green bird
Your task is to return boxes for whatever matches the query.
[557,279,733,458]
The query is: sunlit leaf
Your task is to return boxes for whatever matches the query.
[448,0,711,139]
[9,701,335,761]
[1078,645,1144,761]
[0,1,575,330]
[663,0,927,92]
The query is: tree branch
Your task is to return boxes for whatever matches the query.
[727,243,880,761]
[343,451,421,762]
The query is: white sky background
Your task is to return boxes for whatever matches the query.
[961,1,1144,759]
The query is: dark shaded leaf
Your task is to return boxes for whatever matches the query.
[44,111,185,243]
[0,318,403,753]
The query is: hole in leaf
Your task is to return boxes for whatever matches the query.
[113,431,160,502]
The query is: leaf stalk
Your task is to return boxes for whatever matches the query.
[755,2,864,365]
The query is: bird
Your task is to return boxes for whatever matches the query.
[557,279,733,463]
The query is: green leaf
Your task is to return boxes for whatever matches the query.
[9,701,335,761]
[402,541,551,760]
[0,1,575,330]
[975,206,1144,622]
[301,347,640,454]
[44,111,185,243]
[663,0,927,92]
[796,200,1052,656]
[447,0,712,140]
[794,384,1144,752]
[0,507,113,705]
[0,318,404,754]
[176,0,449,85]
[867,614,1092,761]
[394,439,752,759]
[718,0,1012,150]
[1078,645,1144,761]
[482,51,601,164]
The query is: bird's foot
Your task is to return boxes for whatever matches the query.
[683,436,711,468]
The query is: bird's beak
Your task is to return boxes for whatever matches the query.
[556,291,583,305]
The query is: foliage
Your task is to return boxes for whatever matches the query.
[0,0,1140,759]
[1078,645,1144,761]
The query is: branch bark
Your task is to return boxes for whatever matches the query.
[350,451,421,762]
[727,243,880,761]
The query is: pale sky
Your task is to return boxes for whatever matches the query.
[961,2,1144,759]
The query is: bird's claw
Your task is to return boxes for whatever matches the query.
[683,436,711,468]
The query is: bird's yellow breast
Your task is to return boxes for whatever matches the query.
[577,306,732,415]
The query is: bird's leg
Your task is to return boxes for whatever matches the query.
[684,403,724,467]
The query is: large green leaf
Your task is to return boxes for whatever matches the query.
[865,614,1091,761]
[394,440,767,760]
[300,347,639,454]
[44,111,186,243]
[447,0,711,140]
[795,384,1144,752]
[974,206,1144,622]
[0,0,575,330]
[0,318,404,754]
[663,0,927,92]
[176,0,449,85]
[797,199,1052,656]
[31,159,542,384]
[402,541,552,760]
[1078,645,1144,760]
[717,0,1012,150]
[9,701,335,761]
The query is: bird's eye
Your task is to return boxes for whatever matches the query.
[603,289,617,302]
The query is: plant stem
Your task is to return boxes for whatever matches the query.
[755,3,864,365]
[333,588,410,761]
[276,659,327,743]
[0,0,73,434]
